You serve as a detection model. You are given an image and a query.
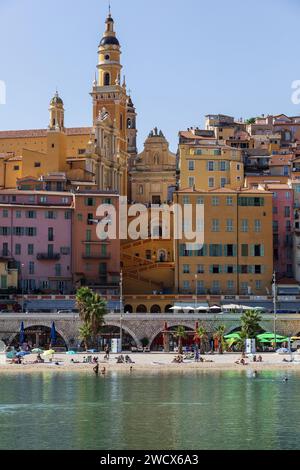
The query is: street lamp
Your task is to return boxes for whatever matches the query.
[194,274,198,310]
[119,271,123,353]
[273,272,277,350]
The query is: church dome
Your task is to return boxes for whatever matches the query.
[50,92,63,106]
[99,36,120,47]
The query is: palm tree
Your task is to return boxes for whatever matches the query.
[234,330,248,353]
[213,325,226,354]
[241,310,262,339]
[194,326,208,354]
[76,287,107,347]
[79,323,93,351]
[173,326,187,355]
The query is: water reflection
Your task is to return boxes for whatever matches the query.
[0,371,298,450]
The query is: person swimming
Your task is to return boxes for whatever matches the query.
[283,376,288,382]
[93,364,99,375]
[101,367,106,375]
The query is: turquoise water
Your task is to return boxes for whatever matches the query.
[0,370,299,450]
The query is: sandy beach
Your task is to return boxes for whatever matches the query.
[1,352,300,374]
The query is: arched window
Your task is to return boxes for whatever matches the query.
[136,304,147,313]
[120,114,123,130]
[104,73,110,86]
[150,305,161,314]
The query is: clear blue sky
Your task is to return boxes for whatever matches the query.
[0,0,299,151]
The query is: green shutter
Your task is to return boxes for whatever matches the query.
[219,244,223,256]
[233,245,237,257]
[261,245,265,256]
[224,245,228,257]
[250,245,254,257]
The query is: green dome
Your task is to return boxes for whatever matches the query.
[50,92,63,106]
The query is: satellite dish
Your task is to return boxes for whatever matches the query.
[0,340,6,353]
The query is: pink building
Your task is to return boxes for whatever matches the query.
[0,190,74,293]
[266,184,294,278]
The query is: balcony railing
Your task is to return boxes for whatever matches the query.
[36,253,61,261]
[82,254,111,260]
[0,250,13,259]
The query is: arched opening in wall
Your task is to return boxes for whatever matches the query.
[124,304,133,313]
[127,118,132,129]
[150,305,161,313]
[136,304,147,313]
[165,305,173,313]
[151,325,195,352]
[9,325,67,350]
[157,249,167,262]
[104,73,110,86]
[91,325,137,352]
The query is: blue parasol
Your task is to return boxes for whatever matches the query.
[19,321,25,344]
[16,351,30,357]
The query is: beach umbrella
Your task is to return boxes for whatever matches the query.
[224,333,241,340]
[50,322,57,345]
[181,306,195,311]
[43,349,55,356]
[6,351,16,359]
[196,306,208,312]
[257,332,286,340]
[66,351,76,355]
[19,321,25,344]
[32,348,44,354]
[16,351,30,357]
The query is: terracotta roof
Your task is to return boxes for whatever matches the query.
[0,127,91,139]
[179,131,216,141]
[177,187,270,194]
[0,189,74,196]
[264,184,291,190]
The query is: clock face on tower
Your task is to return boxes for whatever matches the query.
[105,55,110,60]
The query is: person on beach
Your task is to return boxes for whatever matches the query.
[101,367,106,375]
[104,345,110,360]
[93,364,99,375]
[258,355,263,362]
[195,349,200,362]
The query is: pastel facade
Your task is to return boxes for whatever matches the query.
[0,259,18,291]
[174,188,274,295]
[0,191,73,293]
[130,128,176,204]
[264,184,294,278]
[72,192,120,295]
[178,129,244,191]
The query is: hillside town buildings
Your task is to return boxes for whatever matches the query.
[1,10,300,312]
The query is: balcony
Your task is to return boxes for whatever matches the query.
[37,253,61,261]
[0,250,13,260]
[82,254,111,260]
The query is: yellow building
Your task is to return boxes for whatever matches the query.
[130,128,176,204]
[0,12,131,196]
[178,129,244,191]
[0,259,18,291]
[174,187,273,295]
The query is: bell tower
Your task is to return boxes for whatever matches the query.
[91,10,127,150]
[49,91,65,131]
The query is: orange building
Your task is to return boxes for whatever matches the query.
[72,192,120,295]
